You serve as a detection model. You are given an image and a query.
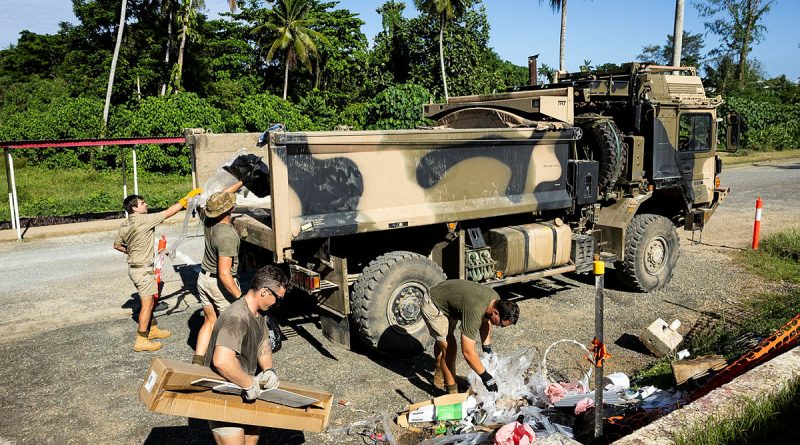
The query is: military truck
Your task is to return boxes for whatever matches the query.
[188,62,738,355]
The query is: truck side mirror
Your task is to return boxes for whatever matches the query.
[725,113,741,152]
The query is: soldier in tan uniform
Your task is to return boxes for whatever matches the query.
[192,182,245,365]
[114,188,202,352]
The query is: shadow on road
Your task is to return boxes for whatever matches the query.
[143,418,306,444]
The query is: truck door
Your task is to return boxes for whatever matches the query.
[676,112,715,205]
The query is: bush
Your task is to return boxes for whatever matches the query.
[238,93,315,132]
[367,83,433,130]
[0,96,105,169]
[334,102,370,130]
[721,96,800,151]
[124,93,224,175]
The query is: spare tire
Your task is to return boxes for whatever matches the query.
[577,113,627,194]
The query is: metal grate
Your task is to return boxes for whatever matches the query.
[668,83,703,95]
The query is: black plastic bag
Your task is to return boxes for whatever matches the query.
[223,154,271,198]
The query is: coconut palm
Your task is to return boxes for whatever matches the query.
[171,0,206,92]
[414,0,468,102]
[540,0,567,73]
[103,0,128,130]
[255,0,326,100]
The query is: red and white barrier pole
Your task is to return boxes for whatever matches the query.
[154,235,167,301]
[752,197,763,250]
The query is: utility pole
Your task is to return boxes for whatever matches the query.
[672,0,685,69]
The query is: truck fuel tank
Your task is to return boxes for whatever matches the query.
[485,220,572,276]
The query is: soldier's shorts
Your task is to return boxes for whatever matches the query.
[208,420,259,438]
[197,271,238,312]
[421,297,457,343]
[128,265,157,298]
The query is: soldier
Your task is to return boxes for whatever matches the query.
[205,265,289,445]
[421,279,520,394]
[192,182,245,365]
[114,187,202,352]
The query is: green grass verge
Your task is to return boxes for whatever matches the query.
[0,163,191,222]
[674,377,800,445]
[719,149,800,167]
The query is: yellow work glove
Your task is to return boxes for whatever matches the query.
[179,188,203,208]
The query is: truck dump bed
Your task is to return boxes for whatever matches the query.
[189,126,579,262]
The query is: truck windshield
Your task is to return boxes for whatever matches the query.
[679,113,712,152]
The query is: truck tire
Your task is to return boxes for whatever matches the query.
[614,214,680,292]
[577,113,627,194]
[351,251,447,355]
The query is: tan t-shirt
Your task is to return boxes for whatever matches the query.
[115,212,167,266]
[201,221,240,275]
[204,297,268,375]
[430,280,497,341]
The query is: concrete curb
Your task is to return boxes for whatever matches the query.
[614,346,800,444]
[0,210,199,242]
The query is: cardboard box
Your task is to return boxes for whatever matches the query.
[139,357,332,432]
[396,393,472,427]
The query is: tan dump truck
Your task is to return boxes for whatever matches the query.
[189,62,737,355]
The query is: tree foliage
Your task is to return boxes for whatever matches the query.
[0,0,794,177]
[695,0,774,88]
[639,31,705,68]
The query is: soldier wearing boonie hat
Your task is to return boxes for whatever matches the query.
[192,182,245,365]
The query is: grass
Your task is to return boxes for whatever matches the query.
[718,149,800,167]
[674,377,800,445]
[0,162,191,223]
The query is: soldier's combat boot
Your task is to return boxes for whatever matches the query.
[433,364,444,389]
[134,333,162,352]
[148,325,172,340]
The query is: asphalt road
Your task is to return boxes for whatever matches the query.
[0,159,798,444]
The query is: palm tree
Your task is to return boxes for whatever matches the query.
[540,0,567,73]
[103,0,128,130]
[414,0,468,102]
[255,0,326,100]
[160,0,175,95]
[172,0,205,92]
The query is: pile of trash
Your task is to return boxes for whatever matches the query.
[392,341,686,445]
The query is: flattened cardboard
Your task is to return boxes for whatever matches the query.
[140,357,332,432]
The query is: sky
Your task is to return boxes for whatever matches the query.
[1,0,798,81]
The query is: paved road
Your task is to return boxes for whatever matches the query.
[0,160,797,444]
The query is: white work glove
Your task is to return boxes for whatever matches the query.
[242,377,262,401]
[257,368,279,391]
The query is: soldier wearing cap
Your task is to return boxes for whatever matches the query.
[192,181,245,365]
[114,187,202,352]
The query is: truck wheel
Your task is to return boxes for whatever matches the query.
[614,214,680,292]
[351,251,447,355]
[577,113,627,194]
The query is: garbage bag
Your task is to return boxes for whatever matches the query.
[223,154,270,197]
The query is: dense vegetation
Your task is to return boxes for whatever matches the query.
[0,0,796,181]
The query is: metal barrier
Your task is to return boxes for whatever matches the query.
[1,136,186,240]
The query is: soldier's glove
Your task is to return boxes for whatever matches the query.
[480,371,498,392]
[242,377,262,402]
[482,344,494,355]
[179,188,203,209]
[257,368,279,391]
